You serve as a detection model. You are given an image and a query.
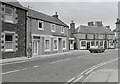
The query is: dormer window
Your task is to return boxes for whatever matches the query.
[51,24,56,32]
[61,26,64,33]
[38,20,44,30]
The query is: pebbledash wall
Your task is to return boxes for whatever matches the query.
[27,10,69,56]
[1,2,27,59]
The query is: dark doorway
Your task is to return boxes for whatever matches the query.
[87,42,90,49]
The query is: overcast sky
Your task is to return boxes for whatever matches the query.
[19,1,118,30]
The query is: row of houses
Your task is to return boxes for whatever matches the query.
[0,1,117,59]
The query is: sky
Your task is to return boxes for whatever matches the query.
[18,1,118,30]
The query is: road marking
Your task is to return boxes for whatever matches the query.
[21,68,27,70]
[63,58,72,61]
[1,70,20,75]
[49,60,64,64]
[1,61,26,65]
[49,58,73,64]
[66,58,118,83]
[33,65,39,68]
[73,75,84,82]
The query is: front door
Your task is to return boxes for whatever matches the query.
[33,40,38,55]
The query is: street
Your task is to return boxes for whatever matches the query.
[2,49,118,82]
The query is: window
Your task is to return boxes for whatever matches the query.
[100,41,103,46]
[63,40,66,49]
[70,40,74,49]
[38,20,44,30]
[61,26,64,33]
[81,41,86,47]
[91,41,95,46]
[4,5,14,23]
[96,41,99,46]
[4,33,14,51]
[45,40,50,51]
[51,24,56,32]
[53,40,57,50]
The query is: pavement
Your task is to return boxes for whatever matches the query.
[0,50,89,65]
[82,58,118,82]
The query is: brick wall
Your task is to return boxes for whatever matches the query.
[2,6,27,59]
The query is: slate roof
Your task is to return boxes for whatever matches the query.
[28,9,69,27]
[113,27,120,32]
[77,25,114,35]
[1,0,27,10]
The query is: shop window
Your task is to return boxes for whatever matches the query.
[100,41,103,46]
[81,41,86,47]
[96,41,99,46]
[91,41,95,46]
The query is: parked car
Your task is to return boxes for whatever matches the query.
[88,46,105,53]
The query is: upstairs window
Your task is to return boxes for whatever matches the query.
[61,26,64,33]
[51,24,56,32]
[4,5,14,23]
[38,20,44,30]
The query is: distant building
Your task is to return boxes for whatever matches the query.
[113,18,120,48]
[69,21,75,50]
[0,1,27,59]
[27,9,69,56]
[69,21,116,50]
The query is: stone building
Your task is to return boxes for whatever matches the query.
[0,1,27,59]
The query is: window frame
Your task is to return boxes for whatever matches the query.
[4,31,15,52]
[61,26,64,33]
[81,41,86,47]
[51,24,56,32]
[4,5,15,23]
[38,20,44,30]
[53,38,58,51]
[62,39,66,50]
[44,38,51,51]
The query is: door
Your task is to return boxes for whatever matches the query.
[33,40,38,55]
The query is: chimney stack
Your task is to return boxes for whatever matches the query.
[88,21,94,26]
[52,12,58,18]
[70,21,75,34]
[95,21,103,26]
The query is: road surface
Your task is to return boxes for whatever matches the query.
[2,49,118,82]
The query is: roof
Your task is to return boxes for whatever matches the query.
[0,0,27,10]
[28,9,69,27]
[113,27,120,32]
[77,25,114,35]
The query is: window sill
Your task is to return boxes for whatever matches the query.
[4,49,15,52]
[51,30,55,33]
[4,20,14,24]
[63,48,66,50]
[45,49,50,52]
[53,49,58,51]
[38,28,44,31]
